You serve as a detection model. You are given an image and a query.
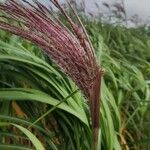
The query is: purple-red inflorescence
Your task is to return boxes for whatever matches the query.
[0,0,98,97]
[0,1,103,149]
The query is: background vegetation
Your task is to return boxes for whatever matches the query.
[0,1,150,150]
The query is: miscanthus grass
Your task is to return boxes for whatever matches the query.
[0,0,103,149]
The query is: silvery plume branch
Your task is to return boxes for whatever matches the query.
[0,0,103,149]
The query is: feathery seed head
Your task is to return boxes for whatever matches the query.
[0,0,101,100]
[0,1,103,148]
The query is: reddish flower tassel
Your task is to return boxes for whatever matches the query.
[0,0,104,149]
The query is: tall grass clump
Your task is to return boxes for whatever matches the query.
[0,0,149,150]
[0,0,103,149]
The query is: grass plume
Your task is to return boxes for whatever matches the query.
[0,0,103,149]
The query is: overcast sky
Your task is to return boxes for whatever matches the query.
[40,0,149,23]
[26,0,150,24]
[88,0,150,21]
